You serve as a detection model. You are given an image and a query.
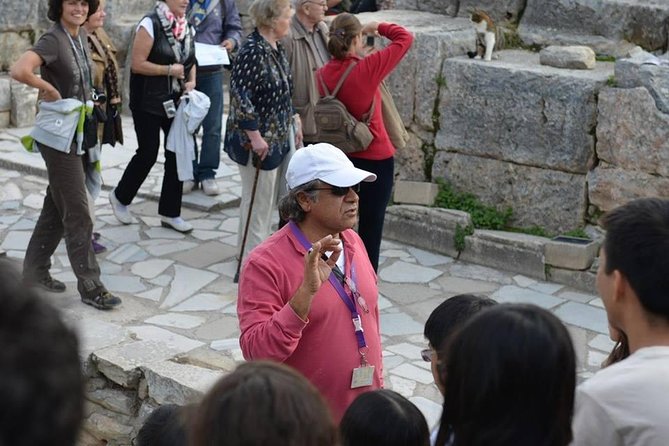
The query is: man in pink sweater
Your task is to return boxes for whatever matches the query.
[237,143,383,420]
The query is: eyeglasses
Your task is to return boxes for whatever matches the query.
[421,348,433,362]
[305,0,328,7]
[308,183,361,196]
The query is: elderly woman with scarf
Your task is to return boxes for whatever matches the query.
[10,0,121,310]
[109,0,197,233]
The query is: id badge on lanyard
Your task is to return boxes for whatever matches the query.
[288,222,375,389]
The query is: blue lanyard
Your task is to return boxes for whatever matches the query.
[288,221,368,353]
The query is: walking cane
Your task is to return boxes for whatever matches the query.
[234,151,261,283]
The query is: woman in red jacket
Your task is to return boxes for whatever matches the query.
[317,13,412,271]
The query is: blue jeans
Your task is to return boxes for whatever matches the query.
[194,69,223,181]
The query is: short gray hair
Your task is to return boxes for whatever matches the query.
[249,0,292,29]
[278,180,321,223]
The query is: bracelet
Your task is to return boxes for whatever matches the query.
[166,64,171,76]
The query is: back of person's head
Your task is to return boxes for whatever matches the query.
[190,361,338,446]
[47,0,99,22]
[340,389,429,446]
[439,304,575,446]
[600,198,669,320]
[135,404,189,446]
[327,13,362,59]
[0,260,83,446]
[424,294,497,356]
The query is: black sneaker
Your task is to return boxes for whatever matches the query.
[82,291,122,310]
[30,275,67,293]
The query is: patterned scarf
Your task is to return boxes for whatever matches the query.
[156,1,187,41]
[188,0,211,27]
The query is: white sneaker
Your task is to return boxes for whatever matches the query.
[109,189,134,224]
[202,178,221,196]
[160,216,193,233]
[183,180,196,194]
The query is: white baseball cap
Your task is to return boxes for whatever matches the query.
[286,143,377,189]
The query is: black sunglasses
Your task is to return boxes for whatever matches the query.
[309,183,361,196]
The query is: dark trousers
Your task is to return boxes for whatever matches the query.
[115,109,182,217]
[350,156,394,272]
[23,145,105,299]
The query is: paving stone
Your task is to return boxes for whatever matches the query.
[379,261,444,283]
[386,342,424,360]
[378,294,393,311]
[436,276,499,295]
[74,319,130,357]
[380,313,424,336]
[137,287,163,302]
[170,240,237,268]
[589,334,616,353]
[149,274,173,287]
[407,247,453,267]
[144,313,206,330]
[589,297,605,308]
[410,396,442,431]
[100,226,143,244]
[554,301,609,334]
[558,290,598,304]
[142,360,222,406]
[389,363,434,384]
[22,193,44,209]
[449,262,514,285]
[567,325,588,370]
[527,282,564,295]
[144,227,186,240]
[210,338,241,352]
[101,275,147,294]
[388,375,417,398]
[161,265,218,309]
[171,293,234,312]
[207,260,238,278]
[513,274,537,287]
[191,229,223,241]
[106,244,149,264]
[378,283,442,305]
[194,316,240,341]
[0,230,31,250]
[492,285,565,309]
[127,325,204,352]
[131,259,174,279]
[587,350,608,368]
[144,240,198,257]
[383,355,405,370]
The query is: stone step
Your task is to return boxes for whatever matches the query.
[519,0,669,53]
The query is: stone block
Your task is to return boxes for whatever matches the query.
[393,180,439,205]
[83,412,133,445]
[10,79,37,127]
[615,56,669,114]
[393,0,418,10]
[587,163,669,212]
[363,12,474,131]
[545,236,599,270]
[92,339,196,389]
[597,87,669,176]
[0,77,10,111]
[456,0,527,23]
[0,31,33,72]
[383,204,472,258]
[86,388,137,417]
[445,153,587,233]
[519,0,669,52]
[436,51,610,174]
[459,230,547,280]
[517,26,640,59]
[142,360,222,406]
[0,111,9,128]
[0,2,40,30]
[394,131,426,181]
[540,46,596,70]
[548,266,597,294]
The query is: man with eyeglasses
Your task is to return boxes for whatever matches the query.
[281,0,330,146]
[237,143,383,421]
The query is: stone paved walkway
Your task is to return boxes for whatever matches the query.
[0,117,613,431]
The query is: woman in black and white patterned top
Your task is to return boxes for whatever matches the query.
[224,0,302,262]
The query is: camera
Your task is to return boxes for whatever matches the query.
[162,99,177,118]
[91,88,107,104]
[365,35,375,47]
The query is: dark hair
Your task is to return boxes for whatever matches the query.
[437,304,576,446]
[424,294,497,355]
[278,179,321,222]
[191,361,338,446]
[602,330,630,368]
[0,260,84,446]
[47,0,100,22]
[135,404,190,446]
[340,389,430,446]
[601,198,669,320]
[327,13,362,59]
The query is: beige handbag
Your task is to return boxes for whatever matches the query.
[380,81,409,150]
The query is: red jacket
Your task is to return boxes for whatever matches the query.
[317,23,413,160]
